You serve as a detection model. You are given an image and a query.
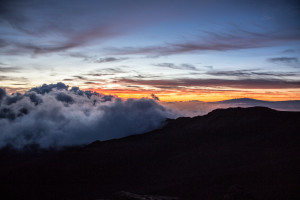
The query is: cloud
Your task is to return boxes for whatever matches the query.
[108,30,300,56]
[69,53,128,63]
[29,82,69,94]
[206,70,300,77]
[0,0,183,56]
[119,78,300,89]
[268,57,299,64]
[151,94,160,101]
[86,73,113,77]
[0,75,28,82]
[0,82,173,148]
[162,99,300,117]
[0,1,124,55]
[0,88,6,101]
[154,63,198,70]
[0,67,21,72]
[102,67,127,73]
[12,26,118,54]
[73,75,88,80]
[95,57,128,63]
[1,0,300,57]
[63,78,74,81]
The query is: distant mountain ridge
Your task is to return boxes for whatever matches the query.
[217,98,267,103]
[216,97,300,104]
[0,107,299,200]
[162,98,300,118]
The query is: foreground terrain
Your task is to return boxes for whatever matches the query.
[0,107,299,200]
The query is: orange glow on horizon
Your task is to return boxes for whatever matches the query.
[89,88,300,102]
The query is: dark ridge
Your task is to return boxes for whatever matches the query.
[217,98,267,104]
[0,107,299,200]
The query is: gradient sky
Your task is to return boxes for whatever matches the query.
[1,0,300,101]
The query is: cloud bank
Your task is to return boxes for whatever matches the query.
[162,99,300,118]
[108,30,300,56]
[119,78,300,89]
[0,83,173,149]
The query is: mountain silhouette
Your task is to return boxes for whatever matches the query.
[217,98,267,104]
[0,107,299,200]
[214,98,300,111]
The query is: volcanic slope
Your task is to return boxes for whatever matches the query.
[0,107,299,200]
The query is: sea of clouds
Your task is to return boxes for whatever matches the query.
[0,83,174,148]
[1,82,299,149]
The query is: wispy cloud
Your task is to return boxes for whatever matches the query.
[0,0,184,56]
[3,27,117,55]
[206,69,300,77]
[268,57,299,64]
[108,30,300,56]
[0,75,28,82]
[85,73,114,77]
[150,93,160,101]
[95,57,128,63]
[0,67,21,72]
[119,78,300,89]
[154,63,198,70]
[73,75,88,80]
[101,67,127,74]
[69,53,128,63]
[0,1,125,55]
[63,78,74,81]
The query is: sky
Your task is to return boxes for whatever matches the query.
[1,0,300,102]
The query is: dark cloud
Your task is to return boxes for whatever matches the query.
[154,63,198,70]
[1,0,299,57]
[151,94,160,101]
[0,0,178,55]
[103,68,127,73]
[268,57,299,64]
[0,75,28,82]
[0,1,121,55]
[206,70,300,77]
[0,88,6,102]
[55,92,74,104]
[119,78,300,89]
[27,92,43,105]
[9,26,117,55]
[0,83,173,148]
[69,53,128,63]
[30,82,69,94]
[0,67,21,72]
[1,27,116,55]
[131,74,162,79]
[4,93,23,105]
[16,42,79,54]
[86,73,114,76]
[108,30,300,56]
[63,74,108,84]
[73,75,88,80]
[95,57,128,63]
[84,81,99,85]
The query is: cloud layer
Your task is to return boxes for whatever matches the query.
[108,30,300,56]
[0,83,173,149]
[119,78,300,89]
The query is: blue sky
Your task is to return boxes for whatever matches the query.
[0,0,299,101]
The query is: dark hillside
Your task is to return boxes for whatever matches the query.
[0,107,299,200]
